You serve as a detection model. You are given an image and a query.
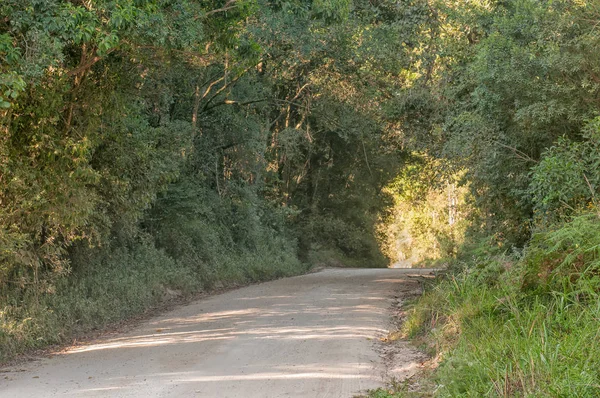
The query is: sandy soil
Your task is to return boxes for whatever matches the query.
[0,268,431,398]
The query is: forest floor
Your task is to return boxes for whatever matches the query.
[0,268,432,398]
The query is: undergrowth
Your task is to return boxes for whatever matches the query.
[0,224,304,364]
[379,212,600,397]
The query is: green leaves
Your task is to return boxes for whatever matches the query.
[0,34,21,65]
[0,34,25,107]
[0,72,25,108]
[312,0,351,23]
[97,32,119,56]
[109,2,139,30]
[529,117,600,220]
[381,0,600,244]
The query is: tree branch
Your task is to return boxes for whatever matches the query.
[67,48,114,77]
[202,98,268,112]
[201,61,262,113]
[200,0,238,17]
[495,142,538,164]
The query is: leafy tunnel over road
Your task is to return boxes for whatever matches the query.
[0,268,430,398]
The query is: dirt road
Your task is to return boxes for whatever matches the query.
[0,268,430,397]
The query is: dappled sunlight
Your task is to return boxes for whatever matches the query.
[252,326,386,340]
[69,334,234,353]
[179,372,371,381]
[152,308,262,325]
[373,278,410,283]
[273,363,373,372]
[238,296,294,301]
[68,321,386,354]
[67,362,383,395]
[60,274,400,359]
[1,269,423,397]
[76,386,124,393]
[65,368,383,397]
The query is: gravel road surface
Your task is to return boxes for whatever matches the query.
[0,268,430,397]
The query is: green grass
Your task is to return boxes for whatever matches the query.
[397,213,600,397]
[364,388,412,398]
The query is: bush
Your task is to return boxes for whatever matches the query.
[529,117,600,221]
[0,242,197,362]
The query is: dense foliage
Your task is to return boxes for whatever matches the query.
[0,0,412,361]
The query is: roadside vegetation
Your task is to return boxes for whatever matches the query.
[2,1,600,393]
[377,210,598,397]
[362,0,600,396]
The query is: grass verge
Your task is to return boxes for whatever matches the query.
[371,212,600,397]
